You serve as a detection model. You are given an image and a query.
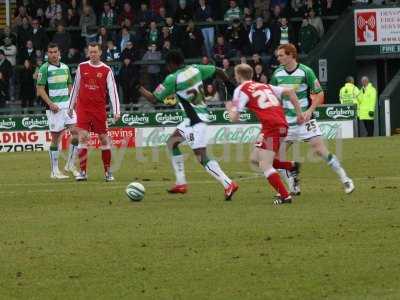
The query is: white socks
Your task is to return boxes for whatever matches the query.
[171,154,186,185]
[205,160,232,189]
[49,148,59,174]
[277,168,294,192]
[327,154,348,183]
[66,143,78,169]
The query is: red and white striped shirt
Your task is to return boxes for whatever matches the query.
[69,61,120,115]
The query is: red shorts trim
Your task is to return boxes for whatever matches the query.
[77,111,108,134]
[255,127,288,153]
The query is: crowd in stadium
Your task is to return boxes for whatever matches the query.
[0,0,384,109]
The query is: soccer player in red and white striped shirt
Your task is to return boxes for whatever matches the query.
[69,42,120,181]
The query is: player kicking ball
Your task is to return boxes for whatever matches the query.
[270,44,354,195]
[226,64,305,204]
[68,42,120,182]
[36,42,79,179]
[139,50,238,200]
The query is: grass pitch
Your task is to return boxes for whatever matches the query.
[1,137,400,299]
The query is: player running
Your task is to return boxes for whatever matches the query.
[270,44,354,194]
[69,42,120,182]
[139,50,238,200]
[36,42,79,179]
[226,64,304,204]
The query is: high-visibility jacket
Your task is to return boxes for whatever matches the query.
[357,83,377,120]
[339,83,360,105]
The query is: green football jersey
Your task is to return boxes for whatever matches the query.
[153,64,216,124]
[36,62,72,109]
[270,63,322,126]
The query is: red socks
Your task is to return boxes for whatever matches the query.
[78,147,88,172]
[273,159,294,171]
[266,171,290,199]
[101,149,111,172]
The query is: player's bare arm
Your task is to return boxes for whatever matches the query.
[139,86,158,105]
[225,101,240,123]
[37,85,60,112]
[304,88,324,122]
[282,87,305,124]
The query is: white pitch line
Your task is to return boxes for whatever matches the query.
[0,175,263,195]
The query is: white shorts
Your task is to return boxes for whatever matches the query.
[285,119,322,142]
[46,108,77,132]
[176,119,207,149]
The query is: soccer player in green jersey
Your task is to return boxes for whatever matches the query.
[36,43,79,179]
[139,50,239,200]
[270,44,354,194]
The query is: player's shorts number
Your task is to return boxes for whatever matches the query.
[253,89,280,109]
[305,120,317,132]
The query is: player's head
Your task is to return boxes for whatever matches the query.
[165,50,184,72]
[47,42,60,65]
[234,63,253,84]
[88,42,102,64]
[277,43,298,66]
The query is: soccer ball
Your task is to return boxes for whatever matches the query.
[125,182,145,201]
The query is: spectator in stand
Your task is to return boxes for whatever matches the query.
[204,84,221,102]
[117,26,133,53]
[253,63,268,83]
[109,0,120,15]
[52,24,71,58]
[182,20,204,58]
[272,0,289,8]
[16,18,32,51]
[147,21,160,47]
[30,18,49,52]
[97,26,112,52]
[120,40,139,61]
[35,7,46,25]
[118,3,134,26]
[66,8,80,26]
[224,0,242,22]
[225,18,247,56]
[18,59,36,110]
[64,48,81,64]
[45,0,62,28]
[308,8,324,38]
[0,37,17,67]
[202,56,211,65]
[160,26,171,45]
[104,40,120,62]
[142,44,161,91]
[194,0,215,59]
[240,55,247,64]
[0,26,17,47]
[12,5,32,28]
[298,16,319,53]
[322,0,339,15]
[304,0,322,16]
[137,3,155,24]
[155,6,167,25]
[0,50,12,102]
[118,57,140,104]
[270,4,282,24]
[166,17,182,49]
[100,2,117,27]
[18,40,36,65]
[250,53,266,70]
[0,72,7,108]
[175,0,193,24]
[254,0,271,20]
[79,5,97,44]
[213,35,231,64]
[291,0,305,16]
[271,16,295,50]
[222,58,235,82]
[161,40,171,58]
[249,17,271,55]
[150,0,165,15]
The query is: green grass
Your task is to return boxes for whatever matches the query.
[1,137,400,299]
